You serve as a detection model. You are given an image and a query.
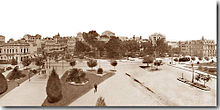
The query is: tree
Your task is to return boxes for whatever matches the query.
[105,36,123,58]
[66,68,87,83]
[7,66,26,80]
[142,56,154,67]
[0,73,8,94]
[111,60,117,70]
[46,68,62,103]
[87,59,97,70]
[82,30,99,47]
[96,97,106,106]
[11,58,18,65]
[201,75,211,87]
[35,57,44,69]
[154,38,169,57]
[22,58,32,68]
[69,60,76,68]
[75,41,91,54]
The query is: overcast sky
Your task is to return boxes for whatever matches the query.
[0,0,217,42]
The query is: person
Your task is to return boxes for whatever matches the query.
[94,83,97,93]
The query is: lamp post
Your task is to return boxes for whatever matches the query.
[191,63,194,83]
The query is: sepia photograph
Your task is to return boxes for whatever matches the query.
[0,0,218,108]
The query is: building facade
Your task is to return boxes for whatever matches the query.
[0,42,31,62]
[179,37,216,57]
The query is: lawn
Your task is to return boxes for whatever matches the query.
[42,70,115,106]
[0,70,36,98]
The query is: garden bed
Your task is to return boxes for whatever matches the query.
[42,70,115,106]
[177,77,211,91]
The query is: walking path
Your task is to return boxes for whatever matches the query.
[0,61,70,106]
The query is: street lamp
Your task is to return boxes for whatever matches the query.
[191,62,194,83]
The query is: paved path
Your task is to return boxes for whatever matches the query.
[0,61,70,106]
[69,60,216,106]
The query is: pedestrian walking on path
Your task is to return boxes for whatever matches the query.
[94,83,98,93]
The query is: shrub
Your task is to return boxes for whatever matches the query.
[66,68,87,83]
[154,61,160,66]
[7,66,26,80]
[6,67,12,71]
[208,68,216,72]
[111,60,118,70]
[97,68,103,74]
[32,69,37,74]
[211,60,214,63]
[197,62,200,64]
[0,68,4,73]
[69,60,76,68]
[11,58,18,65]
[179,57,190,62]
[174,58,178,62]
[204,57,209,61]
[0,73,8,94]
[46,68,62,103]
[22,58,32,67]
[191,57,195,61]
[142,56,154,66]
[87,59,97,69]
[198,57,203,61]
[96,97,106,106]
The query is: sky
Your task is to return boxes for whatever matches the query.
[0,0,217,42]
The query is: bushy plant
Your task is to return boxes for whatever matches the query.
[96,97,106,106]
[179,57,190,62]
[204,57,209,61]
[66,68,87,83]
[6,67,12,71]
[111,60,118,70]
[197,61,200,64]
[22,58,32,68]
[87,59,97,69]
[154,61,161,66]
[191,57,195,61]
[142,56,154,66]
[11,58,17,65]
[46,68,62,103]
[0,73,8,94]
[198,57,203,61]
[69,60,76,68]
[97,68,103,74]
[174,58,178,62]
[7,66,26,80]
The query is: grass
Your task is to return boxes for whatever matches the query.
[42,70,115,106]
[0,70,36,98]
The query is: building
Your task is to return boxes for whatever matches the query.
[118,36,129,41]
[67,37,76,53]
[0,42,31,62]
[99,35,110,42]
[76,32,84,41]
[149,33,166,45]
[179,36,216,57]
[167,41,179,48]
[23,34,42,43]
[0,35,5,43]
[101,30,115,37]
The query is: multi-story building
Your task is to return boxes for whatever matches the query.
[179,36,216,57]
[149,33,166,45]
[76,32,84,41]
[0,42,31,62]
[67,37,76,53]
[118,36,129,41]
[167,41,179,48]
